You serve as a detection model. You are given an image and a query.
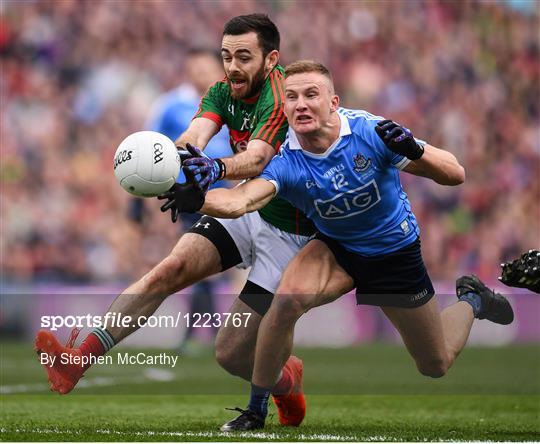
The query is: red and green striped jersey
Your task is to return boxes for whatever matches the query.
[194,65,315,236]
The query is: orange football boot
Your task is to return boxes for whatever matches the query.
[34,328,85,394]
[272,355,306,426]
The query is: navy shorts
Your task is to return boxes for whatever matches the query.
[313,234,435,308]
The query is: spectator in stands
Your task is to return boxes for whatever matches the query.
[1,1,538,285]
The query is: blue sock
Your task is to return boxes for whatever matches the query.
[459,291,482,317]
[248,384,271,418]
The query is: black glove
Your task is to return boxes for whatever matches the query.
[157,167,205,223]
[499,250,540,294]
[375,119,424,160]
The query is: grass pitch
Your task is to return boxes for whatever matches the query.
[1,342,539,441]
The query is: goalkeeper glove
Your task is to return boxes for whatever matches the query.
[157,167,205,223]
[499,250,540,294]
[180,143,226,191]
[375,119,424,160]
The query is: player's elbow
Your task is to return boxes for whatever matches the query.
[204,189,249,219]
[249,150,270,176]
[436,165,465,186]
[451,165,465,185]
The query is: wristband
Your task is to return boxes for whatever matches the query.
[409,140,425,160]
[215,158,227,180]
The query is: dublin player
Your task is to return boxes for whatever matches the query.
[179,60,514,423]
[35,14,312,432]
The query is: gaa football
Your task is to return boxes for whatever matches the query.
[113,131,180,197]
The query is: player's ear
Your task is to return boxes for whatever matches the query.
[330,94,340,112]
[265,50,279,71]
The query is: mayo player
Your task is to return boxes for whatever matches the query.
[180,60,514,424]
[35,15,312,432]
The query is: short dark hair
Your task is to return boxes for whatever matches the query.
[223,13,280,57]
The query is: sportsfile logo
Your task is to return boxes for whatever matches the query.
[40,312,252,331]
[40,312,176,331]
[314,179,381,219]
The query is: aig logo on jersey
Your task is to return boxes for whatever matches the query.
[314,179,381,219]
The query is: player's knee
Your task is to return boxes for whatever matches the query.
[272,293,307,322]
[145,254,187,294]
[214,340,250,377]
[214,345,235,373]
[417,356,450,378]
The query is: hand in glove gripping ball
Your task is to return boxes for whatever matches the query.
[157,167,205,223]
[180,143,226,191]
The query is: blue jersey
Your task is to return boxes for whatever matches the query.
[146,84,200,142]
[260,108,421,256]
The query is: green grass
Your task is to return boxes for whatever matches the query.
[1,394,538,441]
[1,342,539,441]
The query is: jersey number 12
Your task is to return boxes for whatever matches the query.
[331,173,349,191]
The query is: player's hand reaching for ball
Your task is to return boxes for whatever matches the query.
[375,120,424,160]
[180,143,226,191]
[158,167,205,223]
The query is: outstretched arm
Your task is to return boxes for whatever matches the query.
[175,117,220,151]
[375,119,465,186]
[181,139,276,190]
[402,144,465,185]
[201,178,276,219]
[219,139,276,179]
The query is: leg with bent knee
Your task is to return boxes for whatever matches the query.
[382,297,474,378]
[218,280,321,431]
[215,297,262,381]
[252,241,353,389]
[221,240,353,432]
[34,232,224,394]
[245,240,353,425]
[106,233,222,342]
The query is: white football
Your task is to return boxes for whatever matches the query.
[113,131,180,197]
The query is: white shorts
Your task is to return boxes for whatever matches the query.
[215,212,309,293]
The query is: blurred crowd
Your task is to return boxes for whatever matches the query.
[2,0,539,285]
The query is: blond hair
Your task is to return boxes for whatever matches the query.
[284,60,333,82]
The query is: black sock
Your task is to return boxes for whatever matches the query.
[248,384,271,418]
